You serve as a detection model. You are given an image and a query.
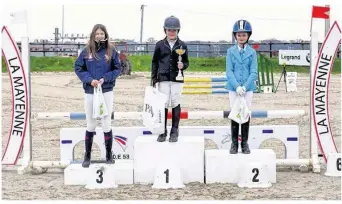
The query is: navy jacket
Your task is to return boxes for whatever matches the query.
[151,38,189,84]
[75,46,121,94]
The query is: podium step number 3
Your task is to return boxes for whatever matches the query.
[85,164,118,189]
[152,161,185,189]
[238,162,272,188]
[325,153,341,177]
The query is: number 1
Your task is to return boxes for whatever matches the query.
[164,169,169,183]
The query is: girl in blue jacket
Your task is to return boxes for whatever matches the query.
[74,24,121,168]
[226,19,258,154]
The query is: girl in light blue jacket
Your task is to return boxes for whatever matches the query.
[226,19,258,154]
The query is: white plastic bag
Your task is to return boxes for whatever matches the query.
[92,85,109,119]
[228,96,251,124]
[142,84,168,134]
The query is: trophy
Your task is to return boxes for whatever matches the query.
[175,46,186,81]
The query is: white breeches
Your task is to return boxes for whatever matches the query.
[158,82,183,108]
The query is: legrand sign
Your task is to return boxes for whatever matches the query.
[279,50,310,66]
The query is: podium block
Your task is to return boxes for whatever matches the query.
[205,149,276,184]
[85,164,118,189]
[64,160,133,185]
[134,136,204,184]
[238,162,272,188]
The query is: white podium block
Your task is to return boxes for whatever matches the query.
[325,153,341,177]
[64,160,133,185]
[85,164,118,189]
[238,162,272,188]
[205,149,276,184]
[152,159,185,189]
[134,136,204,184]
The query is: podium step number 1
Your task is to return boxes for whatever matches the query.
[85,164,118,189]
[152,161,185,189]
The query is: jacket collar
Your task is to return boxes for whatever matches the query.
[232,44,253,62]
[163,37,181,51]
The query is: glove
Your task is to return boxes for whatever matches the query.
[152,78,158,87]
[236,86,246,96]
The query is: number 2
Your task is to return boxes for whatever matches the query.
[164,169,169,183]
[337,158,341,171]
[96,169,103,184]
[252,168,259,182]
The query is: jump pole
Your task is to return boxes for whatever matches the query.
[34,110,306,120]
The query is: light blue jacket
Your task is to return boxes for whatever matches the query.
[225,44,258,92]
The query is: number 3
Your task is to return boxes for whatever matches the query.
[96,169,103,184]
[252,168,259,182]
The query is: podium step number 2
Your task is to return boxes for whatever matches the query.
[152,162,185,189]
[238,162,272,188]
[85,164,118,189]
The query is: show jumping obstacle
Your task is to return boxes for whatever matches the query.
[2,12,340,183]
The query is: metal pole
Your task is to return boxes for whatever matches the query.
[140,5,146,44]
[324,5,330,37]
[62,5,64,44]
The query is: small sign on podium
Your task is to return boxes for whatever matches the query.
[85,164,117,189]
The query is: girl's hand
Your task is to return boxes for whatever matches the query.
[177,62,184,69]
[99,78,104,85]
[91,80,99,87]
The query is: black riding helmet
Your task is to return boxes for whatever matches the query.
[164,16,181,33]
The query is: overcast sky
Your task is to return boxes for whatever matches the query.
[1,1,341,42]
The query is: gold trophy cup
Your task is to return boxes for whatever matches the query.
[175,46,186,81]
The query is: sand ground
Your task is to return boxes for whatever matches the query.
[1,72,341,200]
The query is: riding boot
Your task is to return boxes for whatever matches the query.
[241,119,251,154]
[157,108,168,142]
[82,131,94,168]
[104,130,115,164]
[230,120,239,154]
[170,104,181,142]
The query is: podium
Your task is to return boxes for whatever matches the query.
[64,160,134,185]
[205,149,276,184]
[134,136,204,184]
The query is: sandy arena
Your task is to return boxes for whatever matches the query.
[1,72,341,200]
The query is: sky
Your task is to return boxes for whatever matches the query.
[1,0,341,43]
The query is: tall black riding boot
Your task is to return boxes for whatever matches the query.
[157,108,169,142]
[82,131,94,168]
[230,120,239,154]
[104,130,115,164]
[170,105,181,142]
[241,119,251,154]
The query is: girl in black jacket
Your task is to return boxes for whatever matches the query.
[151,15,189,143]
